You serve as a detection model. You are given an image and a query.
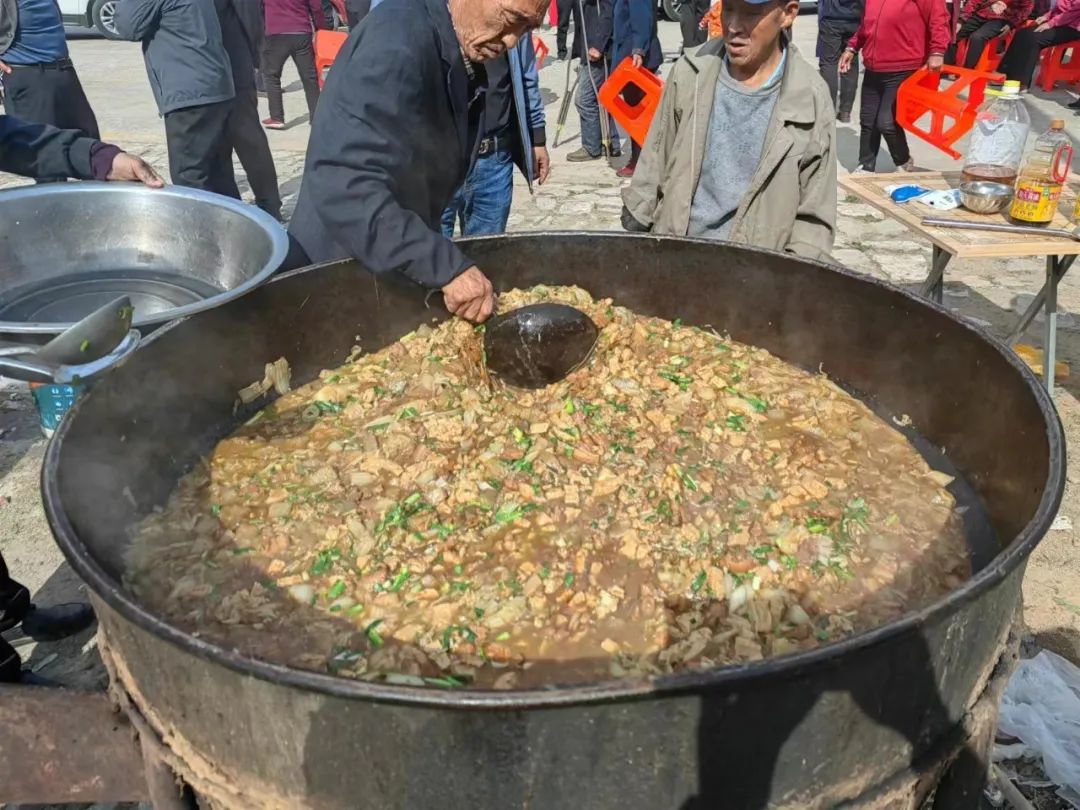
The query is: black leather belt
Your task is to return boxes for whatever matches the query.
[8,57,74,70]
[477,131,512,157]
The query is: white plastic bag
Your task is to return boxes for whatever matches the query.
[997,650,1080,807]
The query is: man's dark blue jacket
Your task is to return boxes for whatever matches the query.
[287,0,484,288]
[614,0,661,70]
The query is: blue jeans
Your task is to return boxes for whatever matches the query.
[441,148,515,237]
[576,59,621,157]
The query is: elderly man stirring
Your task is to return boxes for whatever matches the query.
[286,0,550,323]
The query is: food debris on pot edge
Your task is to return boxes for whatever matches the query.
[125,286,970,690]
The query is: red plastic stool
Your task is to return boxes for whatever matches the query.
[1037,39,1080,91]
[532,34,549,69]
[597,57,665,147]
[896,64,1004,159]
[548,0,558,26]
[954,27,1017,73]
[314,30,348,88]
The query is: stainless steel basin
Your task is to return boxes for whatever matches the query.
[0,183,289,335]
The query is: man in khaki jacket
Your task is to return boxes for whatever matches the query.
[622,0,836,261]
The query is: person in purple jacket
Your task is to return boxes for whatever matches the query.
[261,0,328,129]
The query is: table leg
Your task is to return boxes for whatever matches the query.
[919,245,952,304]
[1006,254,1075,346]
[1044,256,1060,398]
[1003,254,1074,400]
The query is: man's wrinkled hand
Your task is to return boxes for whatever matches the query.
[631,53,644,68]
[839,49,854,74]
[534,146,551,185]
[927,54,944,71]
[442,266,494,323]
[0,60,10,75]
[107,152,165,187]
[991,1,1006,14]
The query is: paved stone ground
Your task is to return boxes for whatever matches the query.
[1,16,1079,802]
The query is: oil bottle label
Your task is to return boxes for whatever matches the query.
[1011,180,1063,223]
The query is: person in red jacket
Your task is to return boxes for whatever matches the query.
[946,0,1034,69]
[998,0,1080,91]
[839,0,949,172]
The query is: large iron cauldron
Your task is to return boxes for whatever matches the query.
[42,234,1064,809]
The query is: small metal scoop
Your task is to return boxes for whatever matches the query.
[0,296,140,384]
[484,303,599,389]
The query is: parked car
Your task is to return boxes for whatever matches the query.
[59,0,120,37]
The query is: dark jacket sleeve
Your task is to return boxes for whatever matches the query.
[596,0,614,52]
[114,0,167,40]
[627,0,651,53]
[0,115,99,179]
[300,19,471,288]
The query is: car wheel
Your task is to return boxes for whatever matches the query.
[91,0,121,38]
[661,0,681,21]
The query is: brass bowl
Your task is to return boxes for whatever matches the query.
[959,181,1014,215]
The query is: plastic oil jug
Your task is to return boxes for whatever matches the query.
[1011,120,1074,224]
[963,80,1031,187]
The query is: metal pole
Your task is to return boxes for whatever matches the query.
[554,58,579,148]
[1043,255,1058,398]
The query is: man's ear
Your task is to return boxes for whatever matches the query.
[781,0,800,27]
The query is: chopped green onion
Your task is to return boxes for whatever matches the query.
[327,581,347,599]
[691,571,707,593]
[365,619,385,647]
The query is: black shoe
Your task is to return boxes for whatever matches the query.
[837,111,852,123]
[1069,97,1080,109]
[558,51,568,61]
[18,603,95,642]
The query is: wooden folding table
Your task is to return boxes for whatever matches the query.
[839,170,1080,397]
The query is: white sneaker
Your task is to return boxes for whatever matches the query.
[898,159,918,172]
[851,166,873,175]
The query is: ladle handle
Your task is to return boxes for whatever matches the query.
[0,355,57,384]
[0,330,141,384]
[0,343,40,358]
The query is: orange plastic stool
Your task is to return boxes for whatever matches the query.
[597,57,665,146]
[532,34,549,69]
[954,27,1017,73]
[896,64,1004,159]
[1037,39,1080,91]
[314,30,348,88]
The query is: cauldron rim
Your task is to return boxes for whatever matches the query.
[41,233,1066,709]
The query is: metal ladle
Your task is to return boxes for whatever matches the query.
[483,303,599,389]
[0,296,140,384]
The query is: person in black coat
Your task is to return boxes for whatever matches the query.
[115,0,239,196]
[216,0,282,219]
[286,0,549,323]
